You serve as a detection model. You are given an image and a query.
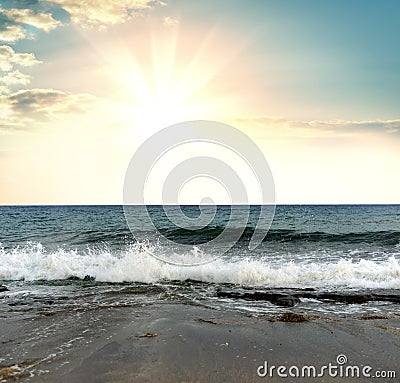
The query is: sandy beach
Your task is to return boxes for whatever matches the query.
[1,301,399,383]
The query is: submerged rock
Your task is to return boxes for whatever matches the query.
[67,276,81,281]
[216,291,301,307]
[315,293,373,304]
[66,275,95,282]
[274,296,301,307]
[217,289,400,308]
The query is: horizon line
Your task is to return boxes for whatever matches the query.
[0,203,399,207]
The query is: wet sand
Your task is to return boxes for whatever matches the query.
[1,303,399,383]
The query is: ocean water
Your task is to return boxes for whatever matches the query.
[1,205,400,317]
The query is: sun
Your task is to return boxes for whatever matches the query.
[114,67,186,131]
[78,16,247,139]
[96,26,209,136]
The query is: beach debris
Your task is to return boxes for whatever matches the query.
[0,360,39,381]
[0,365,21,381]
[0,285,9,292]
[374,324,400,336]
[279,312,309,323]
[39,311,56,317]
[198,318,219,325]
[140,332,158,338]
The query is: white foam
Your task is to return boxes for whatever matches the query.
[0,242,399,289]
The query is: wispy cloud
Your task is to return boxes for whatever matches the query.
[163,16,179,27]
[234,116,400,137]
[0,88,95,134]
[5,88,94,116]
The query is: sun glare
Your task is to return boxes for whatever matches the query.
[78,17,250,138]
[94,25,207,135]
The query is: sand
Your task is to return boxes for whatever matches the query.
[1,302,399,383]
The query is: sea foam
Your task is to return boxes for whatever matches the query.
[0,242,399,289]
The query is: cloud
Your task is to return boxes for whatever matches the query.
[51,0,165,30]
[0,89,96,135]
[0,8,60,43]
[0,45,41,71]
[0,70,31,86]
[0,8,61,32]
[0,45,42,94]
[0,20,28,43]
[234,116,400,138]
[163,16,179,27]
[0,85,9,95]
[0,1,167,41]
[297,118,400,135]
[0,1,169,132]
[0,88,96,133]
[4,88,94,116]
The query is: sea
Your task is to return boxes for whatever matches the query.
[1,205,400,318]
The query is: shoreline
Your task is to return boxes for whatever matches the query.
[1,302,399,382]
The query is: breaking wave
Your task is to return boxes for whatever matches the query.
[0,242,399,289]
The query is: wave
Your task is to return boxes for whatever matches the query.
[12,227,398,247]
[72,227,399,245]
[160,227,400,245]
[0,242,399,289]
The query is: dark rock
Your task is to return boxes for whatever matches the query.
[274,296,301,307]
[361,314,395,320]
[0,285,9,292]
[316,293,373,304]
[371,293,400,304]
[296,291,400,305]
[218,289,400,307]
[216,291,300,307]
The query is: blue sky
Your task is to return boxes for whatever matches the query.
[155,0,400,119]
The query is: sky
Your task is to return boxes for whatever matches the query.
[0,0,399,205]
